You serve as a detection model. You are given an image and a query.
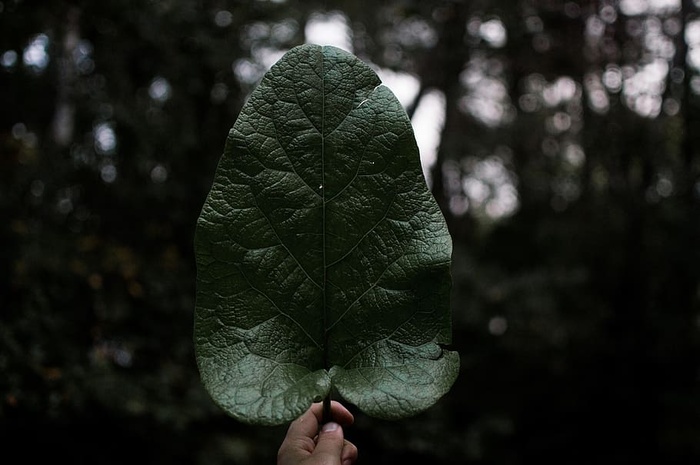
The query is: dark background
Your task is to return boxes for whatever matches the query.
[1,1,699,463]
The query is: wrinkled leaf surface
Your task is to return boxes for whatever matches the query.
[195,44,458,425]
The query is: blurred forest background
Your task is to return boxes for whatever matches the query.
[1,0,699,463]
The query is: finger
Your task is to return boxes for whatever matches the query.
[341,439,359,465]
[312,421,346,463]
[289,402,329,442]
[283,400,354,446]
[328,400,354,428]
[278,404,323,464]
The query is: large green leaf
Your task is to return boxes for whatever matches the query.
[194,44,458,426]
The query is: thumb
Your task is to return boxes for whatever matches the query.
[312,422,345,463]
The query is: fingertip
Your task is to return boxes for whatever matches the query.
[329,401,355,426]
[341,439,358,465]
[313,421,345,459]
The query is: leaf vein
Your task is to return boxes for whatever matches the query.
[250,193,322,290]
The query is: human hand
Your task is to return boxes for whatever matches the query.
[277,400,358,465]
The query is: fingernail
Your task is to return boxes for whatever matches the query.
[321,422,339,432]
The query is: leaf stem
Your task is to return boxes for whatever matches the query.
[321,395,331,425]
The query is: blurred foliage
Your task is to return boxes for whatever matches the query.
[1,0,699,464]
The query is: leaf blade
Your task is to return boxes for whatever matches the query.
[195,44,458,425]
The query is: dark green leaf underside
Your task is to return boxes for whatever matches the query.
[194,44,458,425]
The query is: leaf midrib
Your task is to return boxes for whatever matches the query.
[320,49,329,372]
